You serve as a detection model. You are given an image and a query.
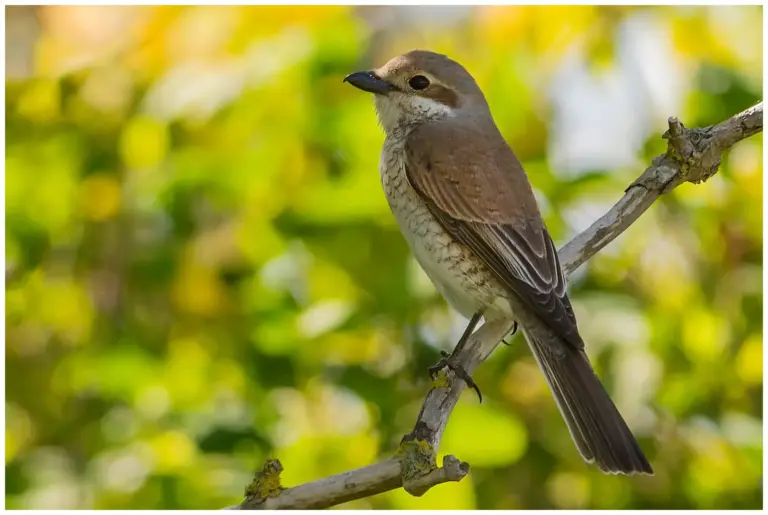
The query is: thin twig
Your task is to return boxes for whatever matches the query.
[559,102,763,275]
[230,102,763,510]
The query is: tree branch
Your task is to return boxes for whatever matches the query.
[229,102,763,510]
[559,102,763,275]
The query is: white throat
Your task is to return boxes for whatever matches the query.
[374,94,454,135]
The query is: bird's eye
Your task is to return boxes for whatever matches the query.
[408,75,430,91]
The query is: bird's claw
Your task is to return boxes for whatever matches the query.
[429,354,483,403]
[501,320,519,346]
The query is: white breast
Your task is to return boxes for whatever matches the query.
[378,136,504,319]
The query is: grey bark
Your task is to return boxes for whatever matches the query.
[229,102,763,510]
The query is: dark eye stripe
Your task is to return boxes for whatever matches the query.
[430,86,459,108]
[408,75,430,90]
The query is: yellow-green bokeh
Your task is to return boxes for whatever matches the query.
[5,5,762,509]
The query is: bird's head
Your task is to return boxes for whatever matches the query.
[344,50,489,133]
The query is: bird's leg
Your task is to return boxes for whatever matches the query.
[451,311,483,356]
[429,311,484,402]
[500,320,519,346]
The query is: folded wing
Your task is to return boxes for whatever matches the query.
[403,120,583,349]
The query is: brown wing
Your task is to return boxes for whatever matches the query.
[404,119,583,349]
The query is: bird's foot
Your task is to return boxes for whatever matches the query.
[428,351,482,403]
[500,320,519,346]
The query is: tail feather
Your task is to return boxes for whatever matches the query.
[525,331,653,475]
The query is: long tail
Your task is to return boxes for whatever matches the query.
[525,332,653,475]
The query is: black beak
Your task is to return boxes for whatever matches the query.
[343,71,395,94]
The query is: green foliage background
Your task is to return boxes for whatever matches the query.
[5,5,763,509]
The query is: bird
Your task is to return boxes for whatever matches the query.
[343,50,653,475]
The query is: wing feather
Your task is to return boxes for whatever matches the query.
[404,120,583,349]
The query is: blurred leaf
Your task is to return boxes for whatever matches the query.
[441,401,529,468]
